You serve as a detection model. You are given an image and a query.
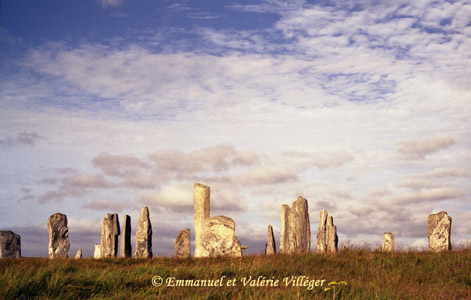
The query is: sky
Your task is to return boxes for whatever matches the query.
[0,0,470,257]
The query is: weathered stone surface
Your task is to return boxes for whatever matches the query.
[94,244,102,259]
[193,183,243,258]
[201,216,242,257]
[326,216,338,253]
[101,213,120,258]
[47,213,70,258]
[316,209,328,253]
[134,207,152,258]
[427,211,452,252]
[175,228,191,258]
[0,231,21,258]
[120,214,132,258]
[280,196,310,254]
[382,232,394,252]
[75,249,82,259]
[265,225,276,255]
[194,183,210,258]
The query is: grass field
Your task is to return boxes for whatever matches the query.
[1,248,470,300]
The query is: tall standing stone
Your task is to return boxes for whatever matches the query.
[382,232,394,252]
[0,231,21,258]
[201,216,242,257]
[316,209,328,253]
[279,196,310,254]
[47,213,70,258]
[101,213,120,258]
[134,207,152,258]
[194,183,210,258]
[94,244,102,259]
[326,216,338,253]
[427,211,452,252]
[120,214,132,258]
[193,183,243,258]
[175,229,191,258]
[265,225,276,255]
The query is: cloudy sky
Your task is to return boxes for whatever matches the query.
[1,0,470,257]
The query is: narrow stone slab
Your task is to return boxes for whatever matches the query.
[265,225,276,255]
[134,207,152,258]
[47,213,70,258]
[101,213,120,258]
[194,183,210,258]
[326,216,338,253]
[382,232,394,252]
[427,211,452,252]
[120,214,132,258]
[175,228,191,258]
[316,209,328,253]
[0,231,21,258]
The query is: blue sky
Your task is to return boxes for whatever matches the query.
[1,0,470,257]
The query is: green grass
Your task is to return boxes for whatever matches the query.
[1,250,470,300]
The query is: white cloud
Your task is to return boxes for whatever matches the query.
[0,131,45,148]
[397,135,457,160]
[92,152,149,177]
[412,168,470,179]
[97,0,123,8]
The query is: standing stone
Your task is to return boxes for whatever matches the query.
[194,183,210,258]
[326,216,338,253]
[175,229,191,258]
[427,211,452,252]
[94,244,102,259]
[0,231,21,258]
[316,209,328,253]
[101,213,120,258]
[47,213,70,258]
[280,204,292,253]
[265,225,276,255]
[134,207,152,258]
[382,232,394,252]
[75,249,82,259]
[279,196,310,254]
[120,214,132,258]
[201,216,242,257]
[193,183,243,258]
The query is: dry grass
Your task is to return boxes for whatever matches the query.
[1,249,470,299]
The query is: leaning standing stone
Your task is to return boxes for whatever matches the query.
[175,228,191,258]
[75,249,82,259]
[120,214,132,258]
[265,225,276,255]
[47,213,70,258]
[0,231,21,258]
[382,232,394,252]
[134,207,153,258]
[427,211,452,252]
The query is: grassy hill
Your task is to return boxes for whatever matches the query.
[1,249,470,299]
